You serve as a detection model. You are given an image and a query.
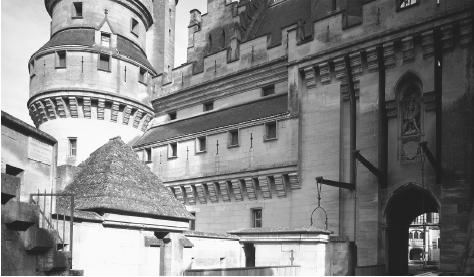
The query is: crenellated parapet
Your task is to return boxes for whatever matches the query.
[28,91,154,132]
[167,171,301,206]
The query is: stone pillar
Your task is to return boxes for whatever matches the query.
[159,232,184,276]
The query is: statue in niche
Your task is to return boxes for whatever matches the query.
[401,86,421,136]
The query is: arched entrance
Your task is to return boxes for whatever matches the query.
[385,183,439,275]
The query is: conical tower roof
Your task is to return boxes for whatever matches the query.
[59,137,192,220]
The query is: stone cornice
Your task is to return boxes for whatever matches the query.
[152,58,288,114]
[28,89,153,113]
[166,170,301,205]
[299,16,472,90]
[28,92,153,131]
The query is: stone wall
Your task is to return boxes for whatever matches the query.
[71,221,160,275]
[1,120,56,202]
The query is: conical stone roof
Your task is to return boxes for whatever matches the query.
[59,137,192,220]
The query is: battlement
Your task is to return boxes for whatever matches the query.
[153,0,473,100]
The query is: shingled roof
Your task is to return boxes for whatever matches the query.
[58,137,192,220]
[35,28,155,73]
[134,94,288,148]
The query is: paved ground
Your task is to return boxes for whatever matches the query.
[409,262,440,276]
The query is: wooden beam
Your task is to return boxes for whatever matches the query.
[354,150,381,179]
[316,177,355,191]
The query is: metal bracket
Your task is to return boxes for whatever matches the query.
[315,176,355,191]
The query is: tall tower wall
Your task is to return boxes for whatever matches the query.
[147,0,176,75]
[28,0,158,166]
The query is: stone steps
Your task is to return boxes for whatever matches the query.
[2,200,39,231]
[1,173,19,204]
[1,173,81,275]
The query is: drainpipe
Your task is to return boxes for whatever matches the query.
[377,46,387,188]
[344,55,357,263]
[433,28,442,184]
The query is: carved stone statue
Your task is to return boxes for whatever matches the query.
[401,90,421,136]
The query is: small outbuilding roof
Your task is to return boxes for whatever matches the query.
[1,111,57,145]
[58,137,192,221]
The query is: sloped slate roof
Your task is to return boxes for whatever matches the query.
[58,137,192,220]
[1,111,57,145]
[134,94,288,148]
[35,28,155,73]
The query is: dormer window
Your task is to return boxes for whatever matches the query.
[168,111,177,120]
[262,84,275,97]
[203,101,214,112]
[131,18,139,37]
[72,2,83,18]
[398,0,418,10]
[55,51,66,68]
[139,67,147,84]
[101,32,111,47]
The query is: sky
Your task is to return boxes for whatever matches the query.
[1,0,207,125]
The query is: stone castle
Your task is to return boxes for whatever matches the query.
[4,0,474,275]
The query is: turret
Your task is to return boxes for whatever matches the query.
[28,0,158,166]
[147,0,177,76]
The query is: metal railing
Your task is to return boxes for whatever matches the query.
[30,190,74,269]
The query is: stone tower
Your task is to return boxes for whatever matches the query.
[27,0,175,167]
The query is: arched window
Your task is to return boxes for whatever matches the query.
[409,232,413,239]
[414,231,418,239]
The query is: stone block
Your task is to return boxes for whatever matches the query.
[37,250,70,272]
[1,173,19,204]
[24,226,55,253]
[2,201,38,231]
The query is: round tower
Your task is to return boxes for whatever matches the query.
[28,0,158,166]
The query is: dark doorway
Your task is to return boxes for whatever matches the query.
[385,184,439,275]
[243,243,255,267]
[409,248,423,260]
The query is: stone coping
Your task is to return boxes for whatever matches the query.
[229,226,332,235]
[184,230,240,240]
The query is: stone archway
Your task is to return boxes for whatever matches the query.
[385,183,439,275]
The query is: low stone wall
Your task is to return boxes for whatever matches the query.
[326,237,355,275]
[184,265,300,276]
